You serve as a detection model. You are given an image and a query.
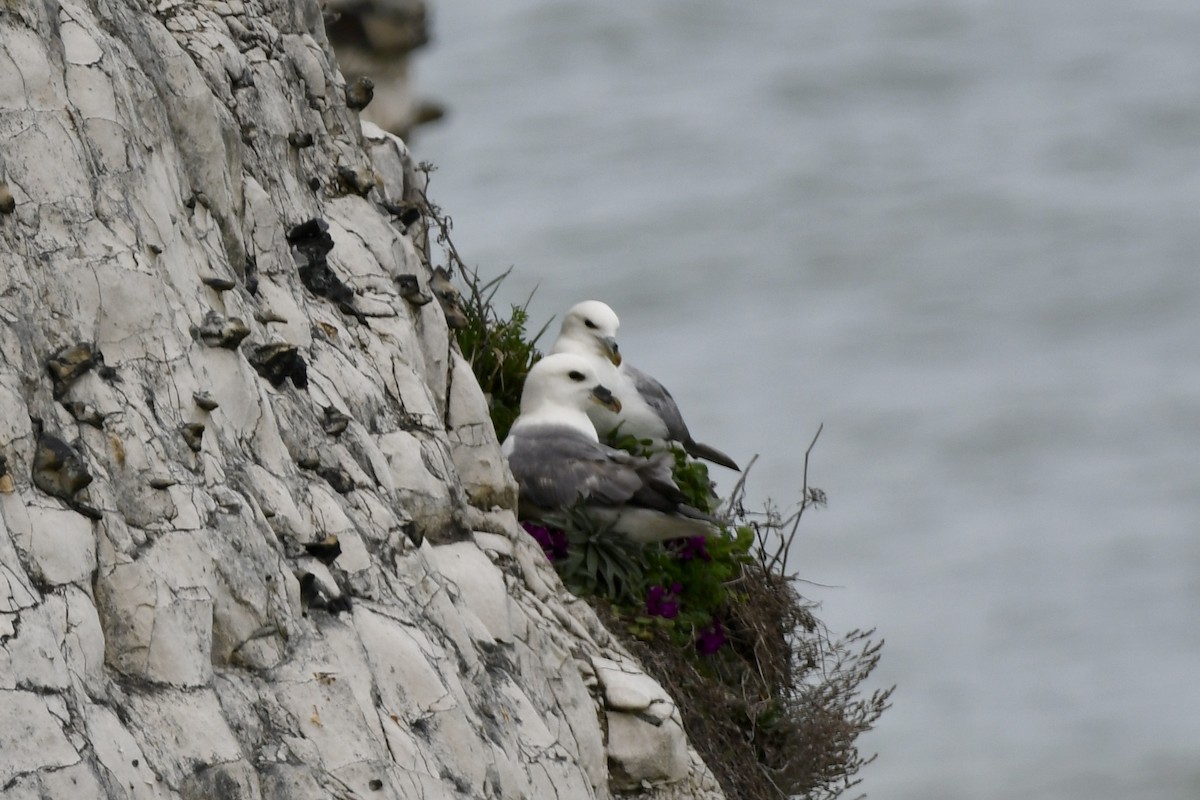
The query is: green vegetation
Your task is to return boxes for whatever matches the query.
[416,171,892,800]
[412,163,547,442]
[452,267,546,441]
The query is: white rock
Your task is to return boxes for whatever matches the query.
[472,531,513,558]
[274,665,389,772]
[96,532,215,685]
[428,541,514,643]
[447,351,517,509]
[246,463,312,538]
[3,594,69,691]
[0,378,33,446]
[63,585,107,692]
[60,19,105,66]
[593,655,668,714]
[376,430,462,535]
[66,61,118,122]
[123,688,243,785]
[27,504,97,587]
[10,761,107,800]
[0,690,80,785]
[0,517,38,614]
[606,711,690,790]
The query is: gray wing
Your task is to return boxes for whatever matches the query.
[624,363,691,442]
[507,425,694,513]
[506,425,643,509]
[625,364,740,470]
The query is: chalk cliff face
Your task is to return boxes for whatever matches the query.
[0,1,723,798]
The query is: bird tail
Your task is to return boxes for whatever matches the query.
[684,439,740,471]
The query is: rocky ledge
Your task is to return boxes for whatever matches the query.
[0,0,723,797]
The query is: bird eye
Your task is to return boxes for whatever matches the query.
[583,319,597,330]
[568,370,586,382]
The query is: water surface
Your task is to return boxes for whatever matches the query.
[412,2,1200,796]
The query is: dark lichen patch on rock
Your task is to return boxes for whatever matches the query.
[181,422,205,452]
[430,267,468,329]
[243,256,259,295]
[248,343,309,389]
[47,342,100,399]
[298,571,352,615]
[297,453,356,494]
[321,406,350,436]
[337,165,375,198]
[395,274,432,306]
[303,534,342,565]
[201,275,237,292]
[193,391,219,411]
[381,201,422,231]
[345,76,374,110]
[317,465,355,494]
[196,311,251,349]
[294,452,320,470]
[32,429,99,516]
[286,218,367,322]
[63,401,106,428]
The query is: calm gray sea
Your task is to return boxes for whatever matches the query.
[411,1,1200,797]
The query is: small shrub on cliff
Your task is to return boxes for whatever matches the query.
[412,164,546,441]
[452,268,545,441]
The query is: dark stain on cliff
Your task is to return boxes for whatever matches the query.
[197,311,251,349]
[286,218,367,323]
[32,425,100,518]
[345,76,374,110]
[304,535,342,565]
[248,343,309,389]
[321,406,351,436]
[430,267,468,329]
[47,342,100,399]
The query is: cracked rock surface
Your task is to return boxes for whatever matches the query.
[0,0,724,798]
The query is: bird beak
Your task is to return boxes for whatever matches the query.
[601,336,622,366]
[590,384,622,412]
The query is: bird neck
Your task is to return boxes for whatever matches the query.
[519,405,599,441]
[551,334,600,360]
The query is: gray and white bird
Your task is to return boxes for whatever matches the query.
[503,353,722,543]
[549,300,740,471]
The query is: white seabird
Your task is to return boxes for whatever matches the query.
[503,353,723,543]
[549,300,740,471]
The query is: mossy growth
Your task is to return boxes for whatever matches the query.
[416,172,892,800]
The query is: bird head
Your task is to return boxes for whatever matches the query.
[522,353,622,415]
[558,300,622,366]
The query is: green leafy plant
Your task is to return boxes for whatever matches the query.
[531,505,648,603]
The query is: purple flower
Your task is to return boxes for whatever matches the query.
[645,583,682,619]
[670,536,711,563]
[696,618,726,655]
[522,522,568,562]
